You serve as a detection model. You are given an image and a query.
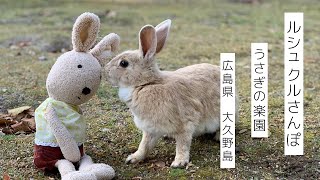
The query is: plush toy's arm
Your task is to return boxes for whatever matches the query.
[44,103,81,162]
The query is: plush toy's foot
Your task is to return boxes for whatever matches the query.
[81,163,115,180]
[62,171,97,180]
[79,155,115,180]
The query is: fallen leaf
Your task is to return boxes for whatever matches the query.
[8,106,31,116]
[239,129,248,134]
[15,113,26,121]
[27,109,35,116]
[154,161,166,168]
[0,117,17,127]
[0,114,17,127]
[3,120,33,134]
[22,118,36,130]
[2,127,13,134]
[3,173,10,180]
[1,107,35,135]
[0,116,7,125]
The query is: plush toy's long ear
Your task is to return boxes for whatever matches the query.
[155,19,171,53]
[90,33,120,65]
[139,25,157,60]
[72,12,100,52]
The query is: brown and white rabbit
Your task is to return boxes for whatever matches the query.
[105,20,233,168]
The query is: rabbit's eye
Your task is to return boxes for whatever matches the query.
[119,60,129,68]
[78,65,83,68]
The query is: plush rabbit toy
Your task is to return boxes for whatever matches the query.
[34,12,120,180]
[105,20,237,168]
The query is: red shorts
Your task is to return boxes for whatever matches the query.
[33,144,84,172]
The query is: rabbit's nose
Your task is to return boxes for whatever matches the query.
[82,87,91,95]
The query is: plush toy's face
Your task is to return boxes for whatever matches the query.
[44,12,120,106]
[46,51,101,105]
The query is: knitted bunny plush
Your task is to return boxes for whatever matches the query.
[105,20,238,168]
[34,12,120,180]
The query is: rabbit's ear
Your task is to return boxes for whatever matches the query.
[72,12,100,52]
[139,25,157,60]
[155,19,171,53]
[90,33,120,66]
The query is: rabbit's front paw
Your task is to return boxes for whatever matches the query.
[125,152,145,164]
[170,159,189,168]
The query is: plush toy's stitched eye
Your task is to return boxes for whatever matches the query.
[78,65,82,68]
[119,60,129,68]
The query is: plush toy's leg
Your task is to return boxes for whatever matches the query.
[55,159,76,176]
[55,159,97,180]
[79,154,115,180]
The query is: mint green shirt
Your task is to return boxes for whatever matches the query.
[34,98,86,147]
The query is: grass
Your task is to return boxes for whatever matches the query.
[0,0,319,179]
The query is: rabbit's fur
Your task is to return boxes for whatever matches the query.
[105,20,233,167]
